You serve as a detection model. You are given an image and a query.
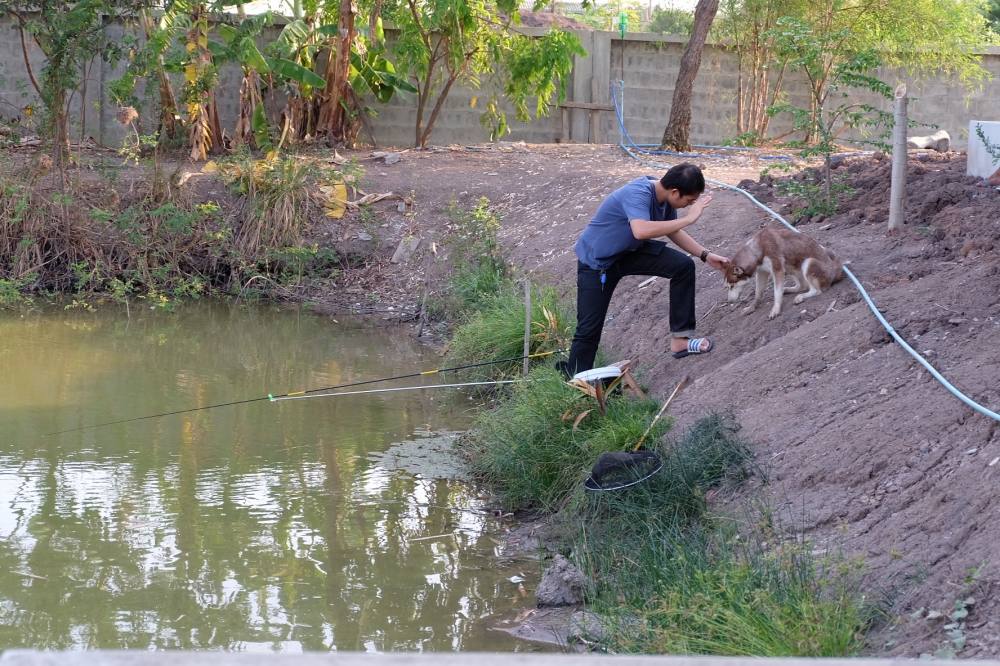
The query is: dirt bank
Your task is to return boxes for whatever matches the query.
[354,145,1000,657]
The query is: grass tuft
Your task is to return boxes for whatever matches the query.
[463,367,666,511]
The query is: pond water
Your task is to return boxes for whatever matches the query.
[0,302,541,652]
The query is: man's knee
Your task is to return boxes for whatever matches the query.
[676,255,696,279]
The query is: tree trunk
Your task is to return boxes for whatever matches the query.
[140,8,179,140]
[659,0,719,152]
[318,0,357,143]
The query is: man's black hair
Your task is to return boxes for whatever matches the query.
[660,163,705,195]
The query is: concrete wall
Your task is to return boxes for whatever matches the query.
[1,15,997,150]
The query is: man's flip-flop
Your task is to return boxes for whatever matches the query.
[672,337,713,359]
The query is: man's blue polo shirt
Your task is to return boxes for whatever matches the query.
[574,176,677,270]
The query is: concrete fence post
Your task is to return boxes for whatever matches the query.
[888,84,908,232]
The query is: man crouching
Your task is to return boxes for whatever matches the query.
[558,163,729,377]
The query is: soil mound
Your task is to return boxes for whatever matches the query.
[358,146,1000,656]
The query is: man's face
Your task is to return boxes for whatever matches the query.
[665,189,700,209]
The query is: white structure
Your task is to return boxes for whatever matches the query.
[967,120,1000,179]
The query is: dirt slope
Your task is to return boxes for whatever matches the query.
[357,144,1000,656]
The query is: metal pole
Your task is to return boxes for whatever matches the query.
[888,84,908,232]
[523,279,532,378]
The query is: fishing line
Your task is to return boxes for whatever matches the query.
[44,349,565,437]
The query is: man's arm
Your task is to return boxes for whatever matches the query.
[628,195,712,241]
[666,228,705,256]
[668,228,730,270]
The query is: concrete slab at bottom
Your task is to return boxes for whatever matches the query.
[1,653,993,666]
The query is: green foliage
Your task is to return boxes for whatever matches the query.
[578,0,643,31]
[0,274,35,308]
[445,286,573,379]
[776,171,854,218]
[767,19,895,211]
[435,200,572,380]
[387,0,584,146]
[986,0,1000,31]
[264,245,340,284]
[0,0,148,159]
[723,131,764,147]
[648,6,695,34]
[440,197,508,316]
[594,529,871,655]
[464,368,669,511]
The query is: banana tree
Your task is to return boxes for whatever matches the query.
[183,2,224,160]
[213,7,273,148]
[265,2,414,147]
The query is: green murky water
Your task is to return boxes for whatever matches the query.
[0,303,538,652]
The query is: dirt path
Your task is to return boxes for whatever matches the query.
[354,144,1000,657]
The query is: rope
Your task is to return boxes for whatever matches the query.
[610,82,1000,423]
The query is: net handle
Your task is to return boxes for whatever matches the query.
[633,375,690,451]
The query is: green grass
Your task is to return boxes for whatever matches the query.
[566,415,873,656]
[584,525,872,656]
[463,367,666,511]
[445,286,573,381]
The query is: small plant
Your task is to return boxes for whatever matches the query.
[724,131,763,148]
[264,245,339,285]
[439,197,511,317]
[777,176,854,219]
[0,275,35,308]
[216,150,351,258]
[975,123,1000,165]
[916,565,983,658]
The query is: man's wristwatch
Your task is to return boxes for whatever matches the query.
[699,249,710,263]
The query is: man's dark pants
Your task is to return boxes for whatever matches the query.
[564,241,697,375]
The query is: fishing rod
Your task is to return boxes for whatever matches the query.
[44,349,565,437]
[270,380,520,402]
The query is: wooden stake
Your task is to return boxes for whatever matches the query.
[523,279,531,377]
[634,376,690,451]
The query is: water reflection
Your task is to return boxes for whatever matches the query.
[0,303,536,652]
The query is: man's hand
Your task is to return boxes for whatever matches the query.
[686,194,713,219]
[706,252,729,271]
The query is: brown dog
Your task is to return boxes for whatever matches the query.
[722,225,846,319]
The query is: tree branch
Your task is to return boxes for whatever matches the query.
[16,17,42,96]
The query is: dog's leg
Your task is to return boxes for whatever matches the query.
[784,270,804,293]
[793,258,823,304]
[742,270,767,315]
[768,265,785,319]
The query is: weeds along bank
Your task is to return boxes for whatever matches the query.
[441,201,874,656]
[0,149,346,309]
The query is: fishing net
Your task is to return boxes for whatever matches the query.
[584,449,663,492]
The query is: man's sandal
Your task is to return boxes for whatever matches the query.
[672,337,713,359]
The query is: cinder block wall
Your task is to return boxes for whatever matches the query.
[0,16,997,150]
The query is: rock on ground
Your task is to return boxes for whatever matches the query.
[536,554,588,607]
